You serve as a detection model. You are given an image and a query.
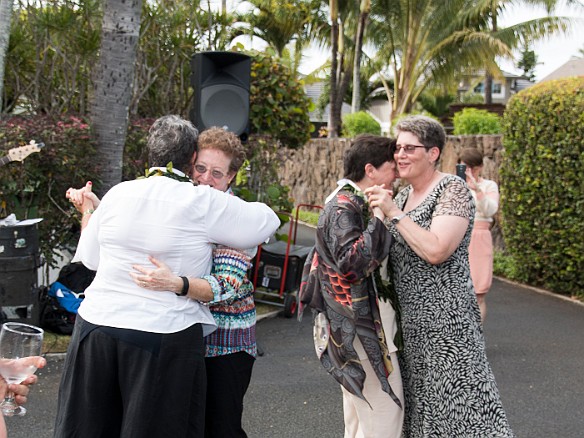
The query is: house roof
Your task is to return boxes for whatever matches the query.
[539,57,584,83]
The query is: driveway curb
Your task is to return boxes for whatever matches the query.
[495,276,584,307]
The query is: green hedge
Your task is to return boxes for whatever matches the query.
[342,111,381,137]
[453,107,501,134]
[501,77,584,297]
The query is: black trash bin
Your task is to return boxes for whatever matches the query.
[0,223,42,325]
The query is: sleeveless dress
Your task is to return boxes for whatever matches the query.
[387,175,514,437]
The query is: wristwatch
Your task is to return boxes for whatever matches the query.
[391,213,407,225]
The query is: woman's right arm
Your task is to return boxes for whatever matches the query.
[366,181,472,265]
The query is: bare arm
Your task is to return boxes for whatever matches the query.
[66,181,101,231]
[366,185,469,265]
[130,256,213,302]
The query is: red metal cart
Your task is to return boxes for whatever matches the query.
[252,204,322,317]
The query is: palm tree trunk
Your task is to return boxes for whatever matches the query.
[90,0,143,195]
[485,4,498,105]
[328,0,340,138]
[0,0,14,113]
[484,73,493,104]
[351,0,370,113]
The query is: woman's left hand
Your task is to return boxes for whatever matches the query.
[130,256,182,293]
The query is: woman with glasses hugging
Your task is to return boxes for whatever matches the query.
[67,127,263,438]
[365,115,513,437]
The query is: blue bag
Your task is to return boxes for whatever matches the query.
[48,282,84,314]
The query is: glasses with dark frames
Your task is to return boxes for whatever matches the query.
[395,144,428,154]
[194,164,227,179]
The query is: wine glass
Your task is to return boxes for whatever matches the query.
[0,322,44,417]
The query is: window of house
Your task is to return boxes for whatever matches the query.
[473,82,502,94]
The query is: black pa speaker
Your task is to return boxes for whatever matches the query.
[190,51,251,142]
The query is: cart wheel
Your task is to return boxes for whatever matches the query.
[283,293,297,318]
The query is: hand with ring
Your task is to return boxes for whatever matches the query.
[129,256,183,294]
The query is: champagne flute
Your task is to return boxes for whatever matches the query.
[0,322,44,417]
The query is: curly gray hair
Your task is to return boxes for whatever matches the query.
[147,115,199,173]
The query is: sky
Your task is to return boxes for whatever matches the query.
[219,0,584,82]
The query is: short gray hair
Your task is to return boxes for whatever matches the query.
[147,115,198,173]
[395,115,446,154]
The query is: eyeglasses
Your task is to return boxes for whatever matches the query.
[193,164,227,179]
[395,144,428,154]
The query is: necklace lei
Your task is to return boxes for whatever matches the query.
[142,162,194,184]
[341,183,403,351]
[340,183,370,227]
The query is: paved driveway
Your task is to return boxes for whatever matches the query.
[6,278,584,437]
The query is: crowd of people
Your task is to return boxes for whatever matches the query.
[3,114,510,438]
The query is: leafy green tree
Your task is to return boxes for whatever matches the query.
[236,0,323,66]
[516,42,538,81]
[246,48,313,148]
[368,0,511,119]
[468,0,574,104]
[4,0,101,115]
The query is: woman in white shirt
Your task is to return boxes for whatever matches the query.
[459,147,500,323]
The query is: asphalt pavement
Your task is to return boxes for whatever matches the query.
[5,277,584,438]
[4,221,584,436]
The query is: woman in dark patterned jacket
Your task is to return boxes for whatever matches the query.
[366,115,513,437]
[300,134,404,438]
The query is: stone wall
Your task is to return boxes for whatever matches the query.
[279,135,505,247]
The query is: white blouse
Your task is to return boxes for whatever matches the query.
[73,175,280,336]
[471,178,499,222]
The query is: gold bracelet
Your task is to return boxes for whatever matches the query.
[83,209,95,216]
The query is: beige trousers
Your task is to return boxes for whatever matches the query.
[341,351,404,438]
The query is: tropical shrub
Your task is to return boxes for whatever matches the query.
[453,108,501,134]
[500,77,583,297]
[245,48,314,149]
[0,115,100,276]
[342,111,381,137]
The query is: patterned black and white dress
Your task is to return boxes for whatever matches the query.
[387,175,514,437]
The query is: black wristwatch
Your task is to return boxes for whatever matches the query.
[391,213,407,225]
[176,276,189,296]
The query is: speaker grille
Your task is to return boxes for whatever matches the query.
[200,85,249,135]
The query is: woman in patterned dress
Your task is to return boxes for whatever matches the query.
[366,115,513,437]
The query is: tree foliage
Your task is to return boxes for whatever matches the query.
[500,77,584,297]
[0,116,100,277]
[246,48,314,149]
